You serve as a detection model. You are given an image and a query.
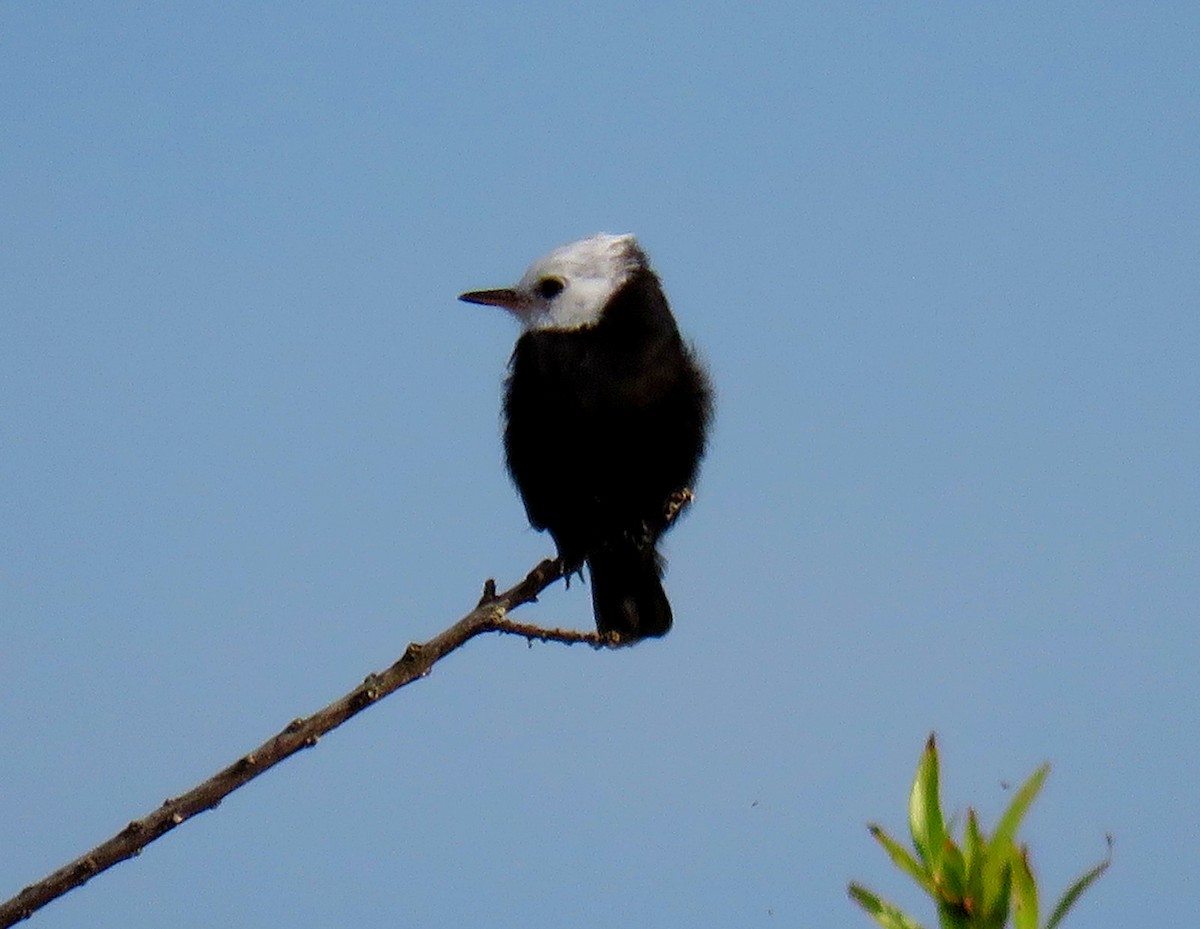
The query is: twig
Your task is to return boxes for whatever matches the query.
[1,491,694,925]
[0,557,595,927]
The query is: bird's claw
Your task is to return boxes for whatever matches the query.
[664,488,695,524]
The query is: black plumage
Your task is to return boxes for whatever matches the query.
[461,235,711,641]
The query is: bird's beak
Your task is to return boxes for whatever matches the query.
[458,288,529,312]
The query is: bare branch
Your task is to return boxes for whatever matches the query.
[0,557,592,927]
[1,491,694,926]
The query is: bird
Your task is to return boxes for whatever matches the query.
[459,233,711,641]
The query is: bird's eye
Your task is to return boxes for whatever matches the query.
[535,277,565,299]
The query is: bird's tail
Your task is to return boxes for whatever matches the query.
[587,542,672,641]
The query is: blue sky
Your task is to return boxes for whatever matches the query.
[2,3,1196,926]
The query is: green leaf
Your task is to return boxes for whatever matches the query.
[1045,836,1112,929]
[869,824,936,895]
[932,834,970,929]
[934,900,973,929]
[909,734,947,868]
[935,838,967,904]
[989,763,1049,859]
[849,883,930,929]
[983,857,1013,928]
[962,808,986,916]
[1011,845,1039,929]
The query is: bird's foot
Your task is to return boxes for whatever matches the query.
[556,555,586,589]
[664,488,695,525]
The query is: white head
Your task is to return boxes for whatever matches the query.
[459,233,645,332]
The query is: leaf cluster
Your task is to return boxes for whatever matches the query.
[849,736,1110,929]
